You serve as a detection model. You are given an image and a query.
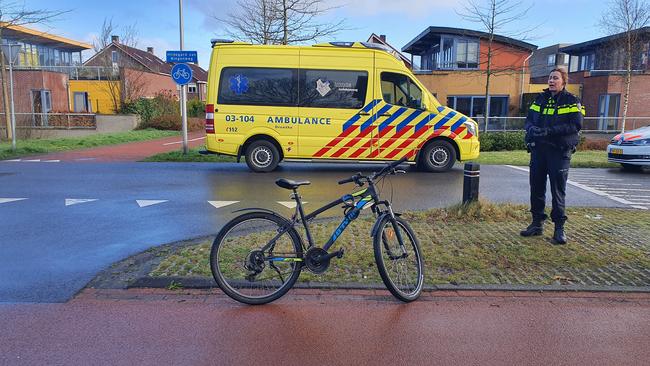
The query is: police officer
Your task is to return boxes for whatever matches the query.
[520,68,584,244]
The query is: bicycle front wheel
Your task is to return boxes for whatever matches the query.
[373,216,424,302]
[210,211,303,305]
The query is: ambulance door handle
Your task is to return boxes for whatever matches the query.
[357,112,370,116]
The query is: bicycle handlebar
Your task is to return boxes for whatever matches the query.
[338,158,408,186]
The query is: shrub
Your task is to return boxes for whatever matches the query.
[577,138,609,151]
[141,114,182,130]
[187,99,205,118]
[479,131,526,151]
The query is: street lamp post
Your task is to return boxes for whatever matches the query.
[1,43,21,151]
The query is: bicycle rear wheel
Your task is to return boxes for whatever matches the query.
[210,211,303,305]
[373,216,424,302]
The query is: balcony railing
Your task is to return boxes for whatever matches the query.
[9,65,120,81]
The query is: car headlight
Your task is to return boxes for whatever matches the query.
[464,120,478,137]
[632,138,650,145]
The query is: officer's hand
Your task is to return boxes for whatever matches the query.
[530,126,548,137]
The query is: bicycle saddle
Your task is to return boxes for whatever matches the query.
[275,178,311,190]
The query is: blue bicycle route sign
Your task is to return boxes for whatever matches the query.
[171,63,193,85]
[166,50,198,63]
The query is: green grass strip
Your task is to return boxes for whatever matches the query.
[0,129,179,160]
[476,150,618,168]
[149,201,650,287]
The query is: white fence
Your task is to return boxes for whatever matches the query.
[477,116,650,132]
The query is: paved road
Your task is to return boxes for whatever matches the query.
[0,161,644,302]
[1,289,648,366]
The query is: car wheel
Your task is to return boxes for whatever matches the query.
[621,163,643,172]
[245,140,280,172]
[419,140,456,172]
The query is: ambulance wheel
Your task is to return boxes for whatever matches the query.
[245,140,280,172]
[419,140,456,172]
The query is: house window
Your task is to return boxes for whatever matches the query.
[111,50,119,63]
[558,54,569,65]
[547,54,556,66]
[456,39,479,69]
[73,92,91,112]
[448,96,509,117]
[579,53,595,71]
[598,94,620,130]
[188,84,197,94]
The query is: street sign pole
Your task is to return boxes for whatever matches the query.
[179,0,188,154]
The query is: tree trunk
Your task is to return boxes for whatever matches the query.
[282,0,288,45]
[621,31,632,133]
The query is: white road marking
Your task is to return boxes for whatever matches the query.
[65,198,98,206]
[3,159,21,162]
[600,188,650,192]
[632,205,649,210]
[208,201,239,209]
[277,201,307,209]
[136,199,168,208]
[75,158,97,161]
[43,160,60,163]
[23,159,41,162]
[162,136,206,146]
[0,198,27,204]
[505,165,637,206]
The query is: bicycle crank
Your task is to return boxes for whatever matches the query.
[304,247,344,274]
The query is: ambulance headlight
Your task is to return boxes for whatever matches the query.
[464,120,478,137]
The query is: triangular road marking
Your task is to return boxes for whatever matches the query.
[65,198,98,206]
[277,201,306,209]
[208,201,239,209]
[43,160,60,163]
[0,198,27,204]
[23,159,41,162]
[4,159,21,162]
[136,200,168,208]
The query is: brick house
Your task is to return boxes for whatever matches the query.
[548,27,650,131]
[401,26,537,128]
[0,23,91,127]
[79,36,207,113]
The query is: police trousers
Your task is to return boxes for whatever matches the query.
[529,145,572,224]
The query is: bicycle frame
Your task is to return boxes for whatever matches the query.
[260,178,403,261]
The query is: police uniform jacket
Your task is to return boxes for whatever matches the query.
[525,88,584,149]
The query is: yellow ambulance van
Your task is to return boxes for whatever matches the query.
[202,40,480,172]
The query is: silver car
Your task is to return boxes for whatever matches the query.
[608,126,650,171]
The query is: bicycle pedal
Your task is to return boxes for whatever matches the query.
[336,248,345,259]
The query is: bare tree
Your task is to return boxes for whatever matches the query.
[90,18,144,113]
[599,0,650,133]
[214,0,346,45]
[92,17,139,51]
[0,0,67,141]
[457,0,535,130]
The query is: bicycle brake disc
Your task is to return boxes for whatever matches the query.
[304,247,330,274]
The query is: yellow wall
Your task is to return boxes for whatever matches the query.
[528,83,582,98]
[69,80,121,114]
[414,70,531,115]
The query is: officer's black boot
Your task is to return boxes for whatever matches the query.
[552,224,567,245]
[520,219,544,237]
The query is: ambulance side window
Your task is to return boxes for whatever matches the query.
[218,67,298,106]
[380,72,423,109]
[299,69,367,109]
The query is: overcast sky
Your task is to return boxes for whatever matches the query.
[19,0,613,69]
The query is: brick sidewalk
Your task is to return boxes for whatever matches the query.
[23,131,206,162]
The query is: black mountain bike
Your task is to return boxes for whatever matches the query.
[210,158,424,305]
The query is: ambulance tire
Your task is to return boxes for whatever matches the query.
[245,140,280,172]
[419,140,456,172]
